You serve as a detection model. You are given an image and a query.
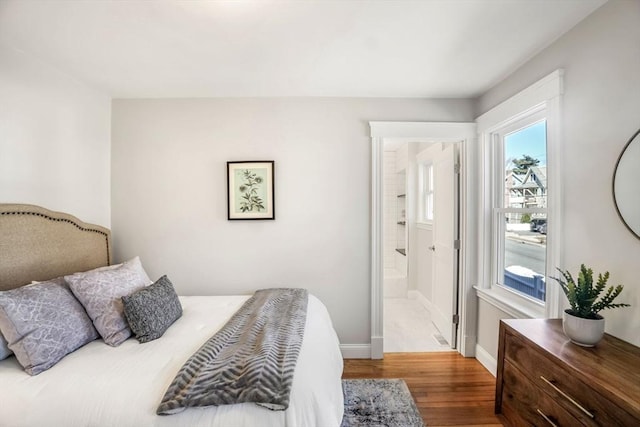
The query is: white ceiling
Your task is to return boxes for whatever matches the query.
[0,0,607,98]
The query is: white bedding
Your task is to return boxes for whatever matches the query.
[0,295,344,427]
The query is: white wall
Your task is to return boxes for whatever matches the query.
[0,44,111,226]
[383,151,397,270]
[111,97,474,346]
[394,144,409,275]
[475,0,640,362]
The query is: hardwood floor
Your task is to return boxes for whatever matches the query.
[343,352,504,427]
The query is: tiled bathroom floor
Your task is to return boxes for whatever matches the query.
[383,297,454,353]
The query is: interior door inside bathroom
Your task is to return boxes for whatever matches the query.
[382,139,460,353]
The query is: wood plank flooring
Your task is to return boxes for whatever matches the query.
[343,352,503,427]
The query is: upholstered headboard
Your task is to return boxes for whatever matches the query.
[0,204,111,291]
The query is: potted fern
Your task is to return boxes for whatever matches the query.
[552,264,630,346]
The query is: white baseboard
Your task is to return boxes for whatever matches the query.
[340,344,372,359]
[475,344,497,377]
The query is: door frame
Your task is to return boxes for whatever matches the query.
[370,122,477,359]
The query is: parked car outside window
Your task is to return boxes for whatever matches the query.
[539,222,547,234]
[530,218,547,232]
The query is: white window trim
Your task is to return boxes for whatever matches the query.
[416,143,441,226]
[476,69,563,319]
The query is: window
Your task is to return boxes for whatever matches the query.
[494,118,547,302]
[418,162,434,223]
[476,70,562,319]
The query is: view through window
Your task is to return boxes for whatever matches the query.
[498,120,547,302]
[419,163,434,222]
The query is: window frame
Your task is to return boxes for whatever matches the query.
[416,142,443,227]
[476,70,563,320]
[418,161,434,224]
[492,112,547,305]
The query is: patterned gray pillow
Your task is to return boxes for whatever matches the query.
[65,257,152,346]
[0,331,13,360]
[0,278,99,375]
[122,275,182,343]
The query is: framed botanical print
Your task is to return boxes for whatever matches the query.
[227,161,275,220]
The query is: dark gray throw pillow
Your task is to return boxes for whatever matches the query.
[122,275,182,343]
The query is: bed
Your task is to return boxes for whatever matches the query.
[0,204,344,427]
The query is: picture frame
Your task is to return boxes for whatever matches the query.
[227,161,275,220]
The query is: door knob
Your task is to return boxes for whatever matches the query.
[428,245,436,251]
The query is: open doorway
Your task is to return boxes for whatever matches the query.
[382,140,460,353]
[369,122,477,359]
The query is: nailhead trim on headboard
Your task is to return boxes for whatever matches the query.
[0,210,111,266]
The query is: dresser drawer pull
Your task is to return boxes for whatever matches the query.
[540,376,594,418]
[536,409,559,427]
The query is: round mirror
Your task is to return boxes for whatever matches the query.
[613,128,640,239]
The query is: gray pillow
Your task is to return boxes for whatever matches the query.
[65,257,152,347]
[0,278,99,375]
[123,275,182,343]
[0,332,13,360]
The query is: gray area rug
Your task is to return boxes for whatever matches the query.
[341,378,425,427]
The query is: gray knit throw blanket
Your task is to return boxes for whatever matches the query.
[157,288,308,415]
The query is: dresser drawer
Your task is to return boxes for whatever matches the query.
[505,331,634,426]
[502,360,579,427]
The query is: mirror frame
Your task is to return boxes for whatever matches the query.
[613,127,640,240]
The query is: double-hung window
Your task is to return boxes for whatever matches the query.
[477,70,563,319]
[493,115,547,302]
[418,162,434,224]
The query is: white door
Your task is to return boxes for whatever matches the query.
[431,144,459,348]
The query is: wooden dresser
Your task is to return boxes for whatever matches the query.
[495,319,640,426]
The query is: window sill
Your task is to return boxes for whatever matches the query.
[474,286,545,319]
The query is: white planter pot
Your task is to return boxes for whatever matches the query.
[562,310,605,347]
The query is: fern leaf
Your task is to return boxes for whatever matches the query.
[593,271,609,299]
